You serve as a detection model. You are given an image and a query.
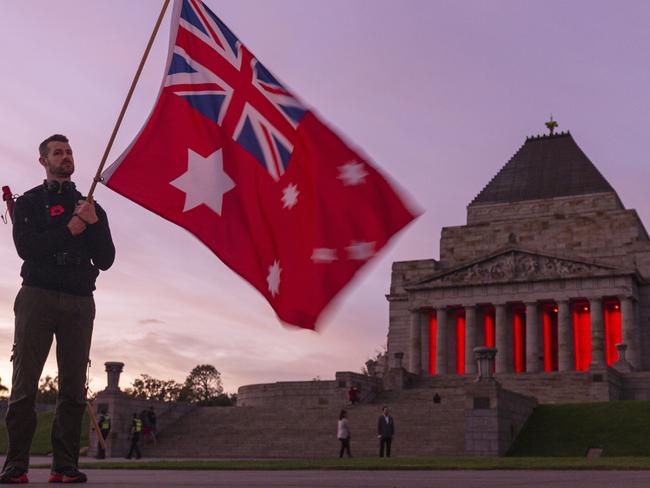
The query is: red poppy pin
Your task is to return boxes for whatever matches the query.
[49,205,65,217]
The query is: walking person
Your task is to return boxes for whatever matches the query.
[0,134,115,484]
[126,413,143,460]
[377,406,395,458]
[347,386,359,406]
[140,408,151,446]
[337,410,352,458]
[147,406,157,446]
[95,409,111,459]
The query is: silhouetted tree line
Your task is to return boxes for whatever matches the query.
[123,364,237,406]
[19,365,235,406]
[36,375,58,404]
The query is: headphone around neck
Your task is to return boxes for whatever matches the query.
[43,180,76,193]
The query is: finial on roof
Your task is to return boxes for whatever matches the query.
[545,115,558,135]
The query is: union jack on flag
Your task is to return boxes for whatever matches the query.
[168,0,306,181]
[103,0,417,329]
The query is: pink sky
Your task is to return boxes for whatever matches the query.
[0,0,648,394]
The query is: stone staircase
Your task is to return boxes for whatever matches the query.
[491,370,618,403]
[418,370,621,404]
[144,385,468,458]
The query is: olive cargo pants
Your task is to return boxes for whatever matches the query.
[3,286,95,472]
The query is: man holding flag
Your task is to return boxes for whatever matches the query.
[2,0,415,476]
[1,135,115,484]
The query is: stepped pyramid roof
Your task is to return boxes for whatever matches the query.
[471,131,616,205]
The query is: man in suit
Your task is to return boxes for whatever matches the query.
[377,406,395,457]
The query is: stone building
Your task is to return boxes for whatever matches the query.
[388,129,650,377]
[95,128,650,459]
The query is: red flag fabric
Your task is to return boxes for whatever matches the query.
[103,0,418,329]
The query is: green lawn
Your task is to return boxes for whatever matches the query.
[68,457,650,471]
[508,401,650,457]
[0,410,89,455]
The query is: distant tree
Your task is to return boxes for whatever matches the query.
[124,374,184,402]
[36,375,58,404]
[183,364,224,405]
[361,345,387,376]
[201,392,237,406]
[0,377,8,399]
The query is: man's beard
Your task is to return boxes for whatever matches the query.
[50,161,74,177]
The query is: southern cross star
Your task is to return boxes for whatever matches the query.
[345,241,375,260]
[337,160,369,186]
[281,183,300,209]
[170,148,235,215]
[311,248,337,263]
[267,260,282,297]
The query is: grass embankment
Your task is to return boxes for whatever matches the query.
[0,410,89,455]
[508,401,650,457]
[73,457,650,471]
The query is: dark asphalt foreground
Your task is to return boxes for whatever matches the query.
[19,469,650,487]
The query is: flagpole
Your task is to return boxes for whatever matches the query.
[87,0,171,201]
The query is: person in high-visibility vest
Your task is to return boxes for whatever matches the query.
[96,410,111,459]
[126,413,142,459]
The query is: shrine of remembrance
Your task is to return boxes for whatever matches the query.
[388,129,650,379]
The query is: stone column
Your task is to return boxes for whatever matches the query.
[105,362,125,392]
[613,343,633,372]
[525,302,541,373]
[474,346,497,381]
[409,311,422,374]
[620,296,638,370]
[421,312,430,375]
[435,307,447,375]
[495,304,509,373]
[464,305,477,375]
[557,300,574,372]
[589,298,606,369]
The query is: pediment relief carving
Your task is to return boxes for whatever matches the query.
[412,250,622,288]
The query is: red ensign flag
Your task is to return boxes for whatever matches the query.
[103,0,418,329]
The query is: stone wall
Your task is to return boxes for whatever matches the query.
[464,381,537,456]
[388,260,438,368]
[150,378,538,458]
[442,201,649,273]
[466,192,624,225]
[387,297,411,372]
[88,391,193,458]
[237,372,383,408]
[390,259,438,295]
[620,371,650,400]
[477,370,621,404]
[638,284,650,371]
[140,370,650,458]
[422,369,625,404]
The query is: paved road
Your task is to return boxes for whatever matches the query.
[20,469,650,487]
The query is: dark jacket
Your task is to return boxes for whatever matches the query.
[12,184,115,296]
[377,415,395,438]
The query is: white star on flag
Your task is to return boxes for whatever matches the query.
[281,183,300,209]
[267,260,282,297]
[337,160,369,186]
[311,248,337,263]
[346,241,376,260]
[170,148,235,215]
